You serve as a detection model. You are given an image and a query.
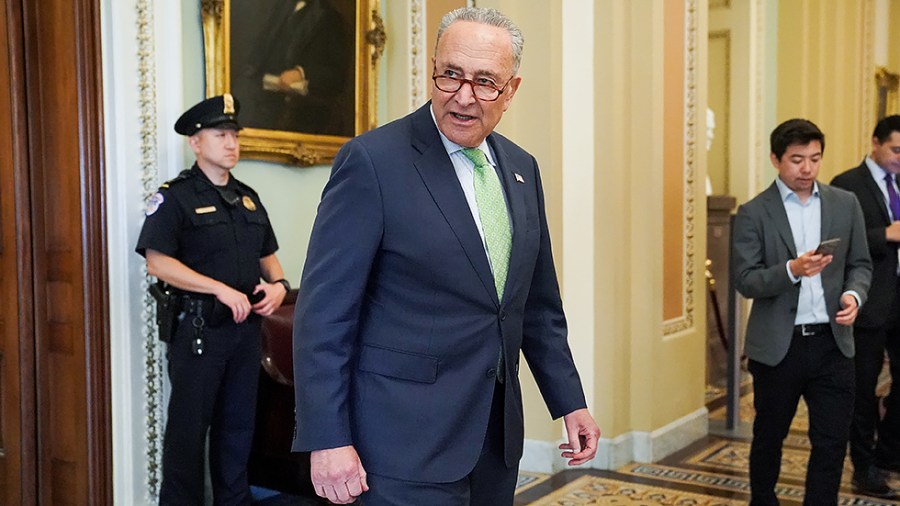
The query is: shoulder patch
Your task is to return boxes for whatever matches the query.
[145,192,164,216]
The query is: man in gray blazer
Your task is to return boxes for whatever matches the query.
[733,118,872,506]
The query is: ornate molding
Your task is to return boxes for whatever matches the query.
[861,0,875,150]
[410,0,425,111]
[136,0,164,498]
[876,66,900,119]
[367,9,387,68]
[200,0,223,20]
[664,0,697,335]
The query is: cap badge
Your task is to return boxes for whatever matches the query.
[223,93,236,114]
[242,195,257,211]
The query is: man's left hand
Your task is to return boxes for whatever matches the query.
[251,281,287,316]
[835,293,859,326]
[560,408,600,466]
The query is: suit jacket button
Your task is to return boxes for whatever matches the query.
[486,368,496,378]
[500,311,507,321]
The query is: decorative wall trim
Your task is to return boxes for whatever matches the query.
[409,0,425,110]
[663,0,698,336]
[135,0,165,498]
[520,408,709,472]
[709,0,730,9]
[860,0,875,153]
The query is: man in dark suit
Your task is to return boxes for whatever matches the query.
[830,114,900,499]
[733,118,872,506]
[231,0,353,136]
[291,7,600,505]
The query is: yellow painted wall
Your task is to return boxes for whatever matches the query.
[594,0,707,437]
[707,30,730,195]
[776,1,873,180]
[892,1,900,74]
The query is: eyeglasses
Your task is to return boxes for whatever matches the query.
[431,69,514,102]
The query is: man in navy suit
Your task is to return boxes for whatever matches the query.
[830,115,900,499]
[291,7,600,505]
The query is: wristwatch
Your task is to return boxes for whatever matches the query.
[274,278,291,293]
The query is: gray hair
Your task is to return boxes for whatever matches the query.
[436,8,524,74]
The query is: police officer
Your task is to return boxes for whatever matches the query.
[136,94,289,505]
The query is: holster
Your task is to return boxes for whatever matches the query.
[149,281,178,342]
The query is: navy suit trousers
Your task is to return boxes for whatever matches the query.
[361,381,519,505]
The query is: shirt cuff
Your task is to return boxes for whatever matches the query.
[785,260,800,284]
[843,290,862,308]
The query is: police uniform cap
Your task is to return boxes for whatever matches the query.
[174,94,242,136]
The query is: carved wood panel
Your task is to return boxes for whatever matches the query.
[0,0,110,503]
[0,0,31,503]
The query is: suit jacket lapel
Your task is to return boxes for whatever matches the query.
[858,162,892,224]
[409,105,499,306]
[487,135,527,301]
[819,184,834,242]
[761,182,798,258]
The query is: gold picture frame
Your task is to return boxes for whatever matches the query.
[201,0,385,166]
[876,66,899,121]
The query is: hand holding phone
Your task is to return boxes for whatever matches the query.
[815,237,841,256]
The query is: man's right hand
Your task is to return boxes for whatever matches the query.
[789,249,832,278]
[213,285,251,323]
[886,221,900,242]
[310,445,369,504]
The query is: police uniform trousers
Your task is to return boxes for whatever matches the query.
[159,313,262,506]
[850,283,900,474]
[748,325,855,506]
[361,380,519,506]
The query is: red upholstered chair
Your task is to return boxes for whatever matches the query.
[248,290,316,496]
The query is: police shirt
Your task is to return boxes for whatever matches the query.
[135,164,279,295]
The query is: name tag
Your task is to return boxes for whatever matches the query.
[195,206,216,214]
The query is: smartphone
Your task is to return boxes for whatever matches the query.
[815,237,841,256]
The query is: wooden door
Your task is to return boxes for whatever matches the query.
[0,0,33,503]
[0,0,111,503]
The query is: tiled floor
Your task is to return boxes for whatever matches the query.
[254,378,896,505]
[514,380,898,505]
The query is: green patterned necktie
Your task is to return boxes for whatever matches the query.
[462,148,512,300]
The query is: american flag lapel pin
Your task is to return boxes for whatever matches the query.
[514,173,525,184]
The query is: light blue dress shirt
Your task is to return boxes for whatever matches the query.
[775,178,829,325]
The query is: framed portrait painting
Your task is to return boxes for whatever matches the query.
[201,0,385,166]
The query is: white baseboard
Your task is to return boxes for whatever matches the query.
[519,407,709,472]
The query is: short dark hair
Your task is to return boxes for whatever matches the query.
[872,115,900,143]
[770,118,825,160]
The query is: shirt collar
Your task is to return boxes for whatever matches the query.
[865,155,891,182]
[774,176,819,203]
[429,105,495,165]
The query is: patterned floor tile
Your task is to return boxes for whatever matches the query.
[524,475,746,505]
[517,471,552,494]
